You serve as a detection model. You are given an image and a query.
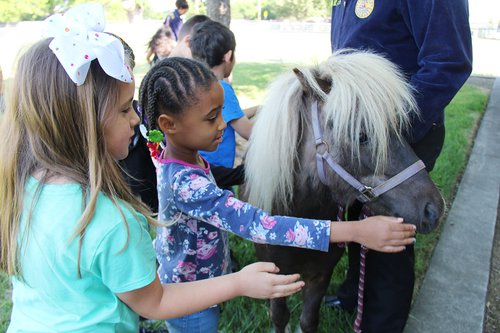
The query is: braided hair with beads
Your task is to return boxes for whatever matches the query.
[138,57,218,157]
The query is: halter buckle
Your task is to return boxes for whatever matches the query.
[358,186,376,203]
[315,140,330,154]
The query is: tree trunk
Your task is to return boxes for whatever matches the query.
[206,0,231,27]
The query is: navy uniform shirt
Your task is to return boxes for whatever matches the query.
[165,9,183,41]
[331,0,472,143]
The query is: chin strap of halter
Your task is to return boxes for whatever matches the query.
[310,101,426,203]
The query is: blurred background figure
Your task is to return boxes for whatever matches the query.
[164,0,189,41]
[146,27,176,66]
[122,0,144,24]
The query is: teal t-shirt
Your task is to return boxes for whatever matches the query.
[8,177,157,333]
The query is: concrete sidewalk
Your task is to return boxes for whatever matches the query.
[404,77,500,333]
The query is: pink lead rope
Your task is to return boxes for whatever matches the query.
[338,206,368,333]
[354,234,368,333]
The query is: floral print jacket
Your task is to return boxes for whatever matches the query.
[155,158,331,283]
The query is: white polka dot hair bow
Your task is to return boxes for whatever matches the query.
[43,3,133,86]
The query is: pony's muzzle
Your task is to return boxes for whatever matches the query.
[419,201,442,234]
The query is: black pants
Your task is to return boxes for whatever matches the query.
[337,124,445,333]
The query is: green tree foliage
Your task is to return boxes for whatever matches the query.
[0,0,334,23]
[0,0,149,23]
[232,0,259,20]
[0,0,73,22]
[273,0,330,20]
[232,0,332,21]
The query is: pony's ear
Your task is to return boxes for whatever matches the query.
[293,68,311,94]
[293,68,332,98]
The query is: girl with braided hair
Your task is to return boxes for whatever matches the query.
[139,57,416,333]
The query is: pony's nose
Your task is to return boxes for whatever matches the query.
[424,202,440,225]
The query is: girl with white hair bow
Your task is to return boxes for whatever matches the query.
[0,4,307,332]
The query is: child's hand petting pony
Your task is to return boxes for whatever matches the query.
[236,262,304,299]
[331,216,416,253]
[358,216,416,252]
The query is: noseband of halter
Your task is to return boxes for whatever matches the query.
[311,101,425,203]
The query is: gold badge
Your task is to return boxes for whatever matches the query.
[355,0,374,19]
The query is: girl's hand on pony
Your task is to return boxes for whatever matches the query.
[236,262,304,299]
[356,216,416,252]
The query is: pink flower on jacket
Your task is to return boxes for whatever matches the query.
[261,215,277,229]
[197,239,217,260]
[233,200,244,210]
[178,185,192,201]
[186,219,197,233]
[250,224,268,243]
[189,174,210,190]
[293,223,310,246]
[224,196,243,209]
[185,274,196,281]
[207,231,218,240]
[176,261,196,276]
[208,214,222,227]
[225,196,236,207]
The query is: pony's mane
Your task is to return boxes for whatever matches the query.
[245,49,418,213]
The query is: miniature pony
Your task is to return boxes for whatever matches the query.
[241,49,444,332]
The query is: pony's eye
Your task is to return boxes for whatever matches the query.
[359,133,369,145]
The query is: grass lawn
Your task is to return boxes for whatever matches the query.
[0,61,490,332]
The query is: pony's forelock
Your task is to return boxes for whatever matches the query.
[322,49,417,171]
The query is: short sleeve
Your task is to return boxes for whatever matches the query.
[92,214,157,294]
[221,81,245,123]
